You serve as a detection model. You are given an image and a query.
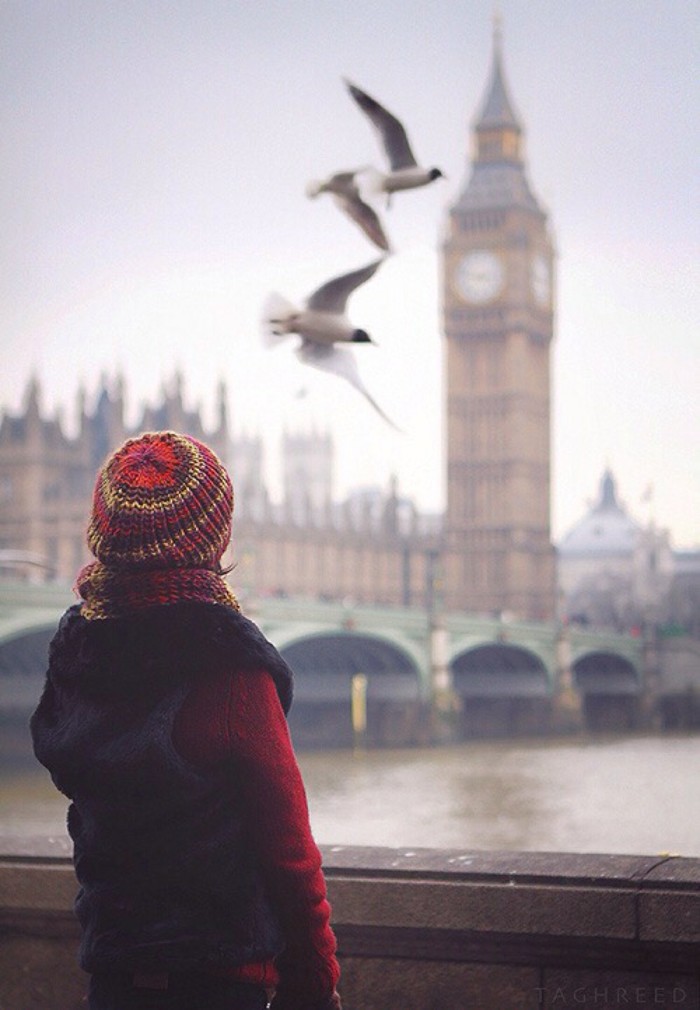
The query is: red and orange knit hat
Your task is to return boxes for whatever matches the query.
[87,431,233,571]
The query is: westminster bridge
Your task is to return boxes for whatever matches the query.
[2,577,698,748]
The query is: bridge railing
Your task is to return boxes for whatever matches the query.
[1,837,698,1010]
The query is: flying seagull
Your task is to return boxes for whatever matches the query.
[345,79,444,200]
[262,258,384,347]
[306,171,391,252]
[261,258,399,428]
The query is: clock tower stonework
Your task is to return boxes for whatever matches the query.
[442,29,556,620]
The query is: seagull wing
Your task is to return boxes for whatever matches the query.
[306,170,356,198]
[306,168,374,199]
[297,343,401,431]
[306,258,385,313]
[326,170,360,193]
[345,80,417,170]
[333,191,391,252]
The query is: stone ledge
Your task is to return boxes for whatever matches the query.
[638,890,700,944]
[327,876,638,938]
[334,923,700,974]
[0,836,72,863]
[4,837,698,890]
[641,857,700,887]
[320,844,675,886]
[1,839,699,1010]
[0,860,76,912]
[1,838,699,949]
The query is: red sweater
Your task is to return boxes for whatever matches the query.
[173,668,340,1008]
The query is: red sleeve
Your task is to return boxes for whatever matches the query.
[174,670,341,1008]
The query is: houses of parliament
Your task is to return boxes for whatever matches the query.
[1,35,557,621]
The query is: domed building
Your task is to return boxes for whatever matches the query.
[558,469,673,631]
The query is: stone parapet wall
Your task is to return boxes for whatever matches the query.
[323,846,699,1010]
[0,837,698,1010]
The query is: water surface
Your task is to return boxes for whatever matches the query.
[3,733,698,856]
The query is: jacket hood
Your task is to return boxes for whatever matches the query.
[46,602,294,713]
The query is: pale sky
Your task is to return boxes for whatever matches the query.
[1,1,698,546]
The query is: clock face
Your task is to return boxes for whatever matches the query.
[531,254,551,307]
[456,250,504,304]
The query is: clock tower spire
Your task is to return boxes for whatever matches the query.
[442,24,556,620]
[473,14,522,164]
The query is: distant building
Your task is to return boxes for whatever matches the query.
[557,469,697,635]
[281,426,333,527]
[441,25,556,620]
[0,374,440,608]
[667,549,700,638]
[231,428,269,523]
[0,373,229,582]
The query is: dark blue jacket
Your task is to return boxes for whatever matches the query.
[30,602,294,974]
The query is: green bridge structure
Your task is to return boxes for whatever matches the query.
[1,578,699,747]
[1,577,698,751]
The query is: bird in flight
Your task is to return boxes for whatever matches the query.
[262,258,384,347]
[306,171,391,252]
[261,258,399,428]
[345,80,444,201]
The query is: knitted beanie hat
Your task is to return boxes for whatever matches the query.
[87,431,233,571]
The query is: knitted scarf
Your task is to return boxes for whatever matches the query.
[76,561,240,621]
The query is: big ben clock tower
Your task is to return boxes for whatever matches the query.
[442,24,556,620]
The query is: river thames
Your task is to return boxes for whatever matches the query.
[2,731,698,857]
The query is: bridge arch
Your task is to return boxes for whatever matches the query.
[0,623,56,722]
[451,642,552,738]
[452,643,551,697]
[280,631,424,748]
[572,650,641,731]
